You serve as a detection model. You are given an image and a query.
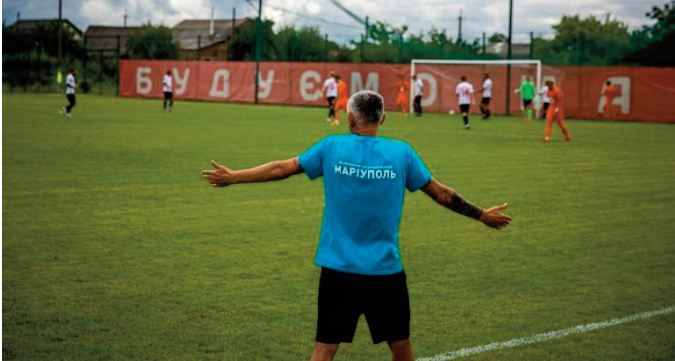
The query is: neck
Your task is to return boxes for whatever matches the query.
[351,123,379,136]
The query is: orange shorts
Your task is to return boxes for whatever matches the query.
[396,93,409,108]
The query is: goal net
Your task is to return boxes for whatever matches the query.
[410,59,543,117]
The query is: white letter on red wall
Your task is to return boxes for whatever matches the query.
[418,73,437,107]
[258,70,275,99]
[209,69,230,98]
[350,72,379,93]
[137,67,152,95]
[597,76,631,114]
[300,71,322,101]
[172,68,190,96]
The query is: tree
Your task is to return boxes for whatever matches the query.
[2,21,85,90]
[489,33,507,43]
[532,15,631,65]
[126,25,179,59]
[228,19,278,61]
[275,26,339,62]
[624,1,675,65]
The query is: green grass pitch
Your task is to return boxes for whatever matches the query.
[3,93,675,360]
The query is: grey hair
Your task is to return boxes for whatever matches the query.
[347,90,385,125]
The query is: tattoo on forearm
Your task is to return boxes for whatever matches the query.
[448,192,483,220]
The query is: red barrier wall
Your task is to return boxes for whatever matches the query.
[119,60,675,123]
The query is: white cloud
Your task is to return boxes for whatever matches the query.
[3,0,657,43]
[305,2,321,16]
[80,0,123,25]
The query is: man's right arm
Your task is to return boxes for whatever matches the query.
[421,178,511,229]
[202,157,303,188]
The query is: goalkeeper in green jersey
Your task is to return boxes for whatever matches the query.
[514,76,536,122]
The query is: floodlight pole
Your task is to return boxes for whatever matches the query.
[254,0,263,104]
[505,0,513,116]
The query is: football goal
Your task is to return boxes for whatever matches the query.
[409,59,543,117]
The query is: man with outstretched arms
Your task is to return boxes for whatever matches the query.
[202,90,511,361]
[477,73,492,120]
[323,71,338,122]
[456,76,475,129]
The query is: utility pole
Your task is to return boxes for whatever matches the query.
[324,34,328,62]
[398,32,403,63]
[482,31,486,56]
[365,16,369,40]
[505,0,513,116]
[529,31,534,59]
[254,0,263,104]
[123,9,128,27]
[438,30,445,58]
[230,7,236,60]
[458,9,463,43]
[232,7,236,40]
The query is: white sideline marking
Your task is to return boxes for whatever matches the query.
[417,306,675,361]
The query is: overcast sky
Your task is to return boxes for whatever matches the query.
[2,0,660,44]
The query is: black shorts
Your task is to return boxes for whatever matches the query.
[481,97,491,105]
[523,99,532,107]
[326,96,336,106]
[459,104,470,113]
[316,267,410,344]
[164,91,173,100]
[542,102,550,113]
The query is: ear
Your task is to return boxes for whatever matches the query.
[380,112,386,126]
[348,112,356,126]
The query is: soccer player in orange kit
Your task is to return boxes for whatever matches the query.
[600,80,618,119]
[543,80,572,143]
[333,74,349,125]
[395,75,410,116]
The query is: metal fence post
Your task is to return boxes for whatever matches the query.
[116,35,121,96]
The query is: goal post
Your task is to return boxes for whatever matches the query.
[409,59,543,117]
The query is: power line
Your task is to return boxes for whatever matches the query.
[264,2,362,29]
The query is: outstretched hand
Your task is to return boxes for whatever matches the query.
[202,160,234,187]
[480,203,511,229]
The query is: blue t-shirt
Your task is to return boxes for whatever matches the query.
[299,134,432,275]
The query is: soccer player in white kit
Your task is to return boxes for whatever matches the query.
[477,73,492,120]
[412,74,424,117]
[455,76,475,129]
[60,68,77,117]
[163,70,174,111]
[323,71,338,122]
[539,83,550,120]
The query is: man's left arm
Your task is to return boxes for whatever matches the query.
[202,157,303,187]
[421,178,511,229]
